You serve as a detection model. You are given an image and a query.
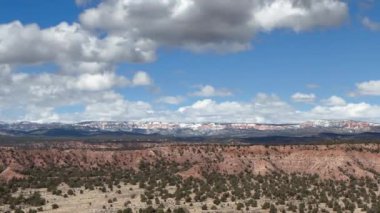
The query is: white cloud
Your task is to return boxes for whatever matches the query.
[0,1,348,67]
[72,94,380,123]
[322,96,346,106]
[177,99,256,122]
[308,103,380,121]
[356,80,380,96]
[3,72,380,123]
[190,85,233,97]
[79,0,348,53]
[60,62,113,74]
[70,72,129,91]
[0,64,11,76]
[176,94,295,123]
[171,94,380,123]
[0,21,156,65]
[132,71,152,86]
[0,66,153,122]
[291,92,316,103]
[156,96,184,105]
[81,92,153,121]
[362,17,380,31]
[254,0,348,32]
[23,106,61,123]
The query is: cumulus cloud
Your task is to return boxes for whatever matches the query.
[70,72,129,91]
[322,96,346,106]
[82,95,380,123]
[0,65,153,122]
[190,85,233,97]
[254,0,348,32]
[59,62,113,74]
[362,17,380,31]
[0,68,378,123]
[80,92,153,121]
[172,94,380,123]
[156,96,185,105]
[175,93,295,123]
[22,106,61,123]
[0,0,348,65]
[0,21,156,65]
[80,0,254,52]
[308,103,380,122]
[80,0,348,53]
[132,71,153,86]
[30,91,154,122]
[178,99,253,122]
[291,92,316,103]
[3,70,380,122]
[355,80,380,96]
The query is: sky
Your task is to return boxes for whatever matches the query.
[0,0,379,123]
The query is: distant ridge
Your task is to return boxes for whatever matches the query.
[0,120,380,138]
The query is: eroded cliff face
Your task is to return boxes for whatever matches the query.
[1,143,380,181]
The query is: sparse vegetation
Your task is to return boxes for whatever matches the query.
[1,143,380,212]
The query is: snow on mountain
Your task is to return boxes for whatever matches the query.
[0,120,378,137]
[300,120,376,130]
[74,120,377,131]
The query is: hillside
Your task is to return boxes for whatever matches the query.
[2,142,380,180]
[1,142,380,212]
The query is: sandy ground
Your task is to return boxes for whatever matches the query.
[0,183,368,213]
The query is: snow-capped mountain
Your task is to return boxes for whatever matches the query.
[300,120,378,129]
[0,120,379,137]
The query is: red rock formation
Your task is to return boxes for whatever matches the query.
[0,166,25,182]
[1,143,380,181]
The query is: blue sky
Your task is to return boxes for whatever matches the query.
[0,0,379,123]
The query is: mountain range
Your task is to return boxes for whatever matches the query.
[1,120,380,138]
